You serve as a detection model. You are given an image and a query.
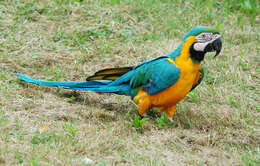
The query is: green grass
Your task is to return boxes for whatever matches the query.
[0,0,259,165]
[131,115,149,130]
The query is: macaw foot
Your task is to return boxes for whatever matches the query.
[139,113,148,119]
[161,105,177,124]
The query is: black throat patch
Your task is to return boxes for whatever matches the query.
[189,43,206,63]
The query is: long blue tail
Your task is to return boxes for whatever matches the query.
[16,73,131,94]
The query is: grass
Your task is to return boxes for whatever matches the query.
[156,113,176,129]
[131,115,149,130]
[0,0,259,165]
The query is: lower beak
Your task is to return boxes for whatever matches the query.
[204,37,222,57]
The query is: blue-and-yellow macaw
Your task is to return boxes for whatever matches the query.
[17,26,222,122]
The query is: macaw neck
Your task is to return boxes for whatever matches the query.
[167,36,204,65]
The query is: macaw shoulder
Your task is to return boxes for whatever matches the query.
[147,58,181,83]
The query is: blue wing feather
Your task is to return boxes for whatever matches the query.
[129,57,180,95]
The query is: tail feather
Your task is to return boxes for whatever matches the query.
[17,73,110,88]
[16,73,131,94]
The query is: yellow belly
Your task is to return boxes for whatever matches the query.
[149,70,199,107]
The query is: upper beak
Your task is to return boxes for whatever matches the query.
[204,34,222,57]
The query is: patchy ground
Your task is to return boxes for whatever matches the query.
[0,0,259,165]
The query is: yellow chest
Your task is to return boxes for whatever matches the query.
[150,36,201,107]
[150,62,200,107]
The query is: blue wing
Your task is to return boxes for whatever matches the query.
[87,56,180,96]
[129,57,180,94]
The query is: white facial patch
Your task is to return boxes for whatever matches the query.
[194,33,221,52]
[193,42,208,51]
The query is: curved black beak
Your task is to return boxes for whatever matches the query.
[204,37,222,57]
[213,38,222,57]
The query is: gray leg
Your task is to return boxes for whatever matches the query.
[168,117,175,123]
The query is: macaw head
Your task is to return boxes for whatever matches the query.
[183,26,222,62]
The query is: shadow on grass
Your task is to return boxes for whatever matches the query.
[17,79,133,114]
[17,80,236,130]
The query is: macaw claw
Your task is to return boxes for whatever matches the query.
[139,113,148,119]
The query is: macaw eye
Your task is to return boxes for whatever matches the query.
[197,33,213,42]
